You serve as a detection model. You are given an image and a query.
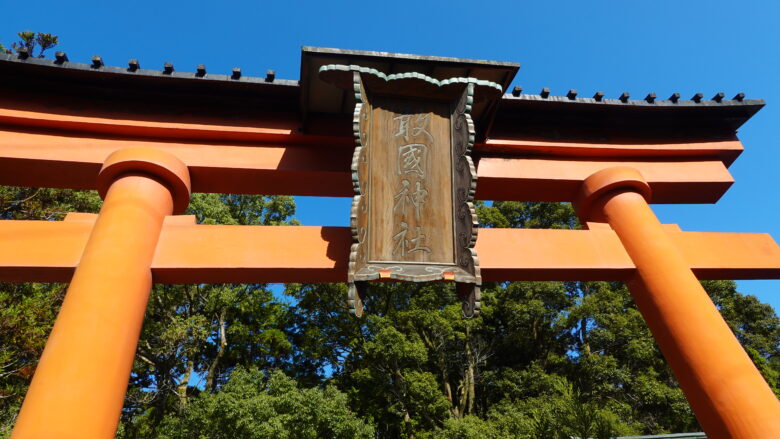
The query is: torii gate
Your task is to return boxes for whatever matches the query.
[1,47,779,439]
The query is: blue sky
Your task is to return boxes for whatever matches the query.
[2,0,778,310]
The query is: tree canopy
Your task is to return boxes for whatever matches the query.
[1,31,58,58]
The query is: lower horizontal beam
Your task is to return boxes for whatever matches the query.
[0,215,778,283]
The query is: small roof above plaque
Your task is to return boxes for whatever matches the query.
[300,47,519,137]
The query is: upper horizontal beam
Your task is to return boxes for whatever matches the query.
[0,128,734,203]
[0,128,354,196]
[0,103,342,146]
[0,103,745,162]
[1,215,778,284]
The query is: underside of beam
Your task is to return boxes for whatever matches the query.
[0,215,777,283]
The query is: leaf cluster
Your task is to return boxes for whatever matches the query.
[8,31,58,58]
[146,367,374,439]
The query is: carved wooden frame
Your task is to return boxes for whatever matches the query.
[319,65,502,317]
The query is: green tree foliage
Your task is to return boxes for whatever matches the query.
[0,187,102,220]
[144,367,374,439]
[9,31,58,58]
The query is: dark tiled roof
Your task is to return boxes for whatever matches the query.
[1,50,760,111]
[504,88,759,108]
[3,50,297,86]
[0,49,763,140]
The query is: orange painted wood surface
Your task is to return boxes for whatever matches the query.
[0,104,308,144]
[481,138,743,166]
[476,157,732,203]
[0,102,748,161]
[0,128,735,202]
[1,216,778,283]
[0,129,353,196]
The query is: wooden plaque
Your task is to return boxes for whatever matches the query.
[319,66,502,317]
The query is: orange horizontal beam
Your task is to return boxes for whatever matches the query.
[481,138,743,167]
[1,215,778,283]
[0,129,353,196]
[476,157,733,203]
[0,104,745,164]
[0,103,348,146]
[0,216,91,282]
[0,129,733,203]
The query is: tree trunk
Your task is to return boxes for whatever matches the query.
[205,308,227,391]
[581,318,591,355]
[467,363,475,415]
[458,372,468,416]
[177,360,193,408]
[403,411,415,439]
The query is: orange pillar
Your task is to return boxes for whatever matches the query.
[575,167,780,439]
[12,148,191,439]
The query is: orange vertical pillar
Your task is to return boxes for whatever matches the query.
[575,167,780,439]
[11,148,191,439]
